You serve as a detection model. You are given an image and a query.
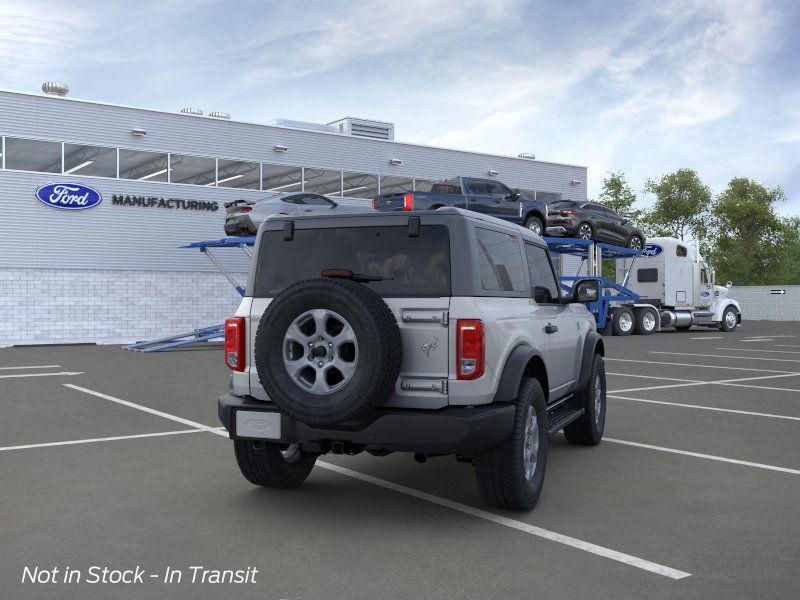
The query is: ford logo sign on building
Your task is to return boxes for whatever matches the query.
[35,183,102,210]
[642,244,663,257]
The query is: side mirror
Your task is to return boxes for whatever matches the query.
[573,279,599,303]
[329,201,338,208]
[505,192,519,201]
[726,281,732,288]
[561,291,573,303]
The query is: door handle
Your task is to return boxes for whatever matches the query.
[545,323,558,334]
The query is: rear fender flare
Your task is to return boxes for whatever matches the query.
[577,332,604,391]
[493,344,548,403]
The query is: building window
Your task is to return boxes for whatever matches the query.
[474,227,526,292]
[341,171,378,198]
[262,164,302,193]
[379,175,413,195]
[4,138,61,173]
[119,149,169,182]
[170,154,216,186]
[217,159,260,189]
[414,178,436,192]
[304,168,342,196]
[63,144,117,177]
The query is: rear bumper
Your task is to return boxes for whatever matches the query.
[218,393,515,454]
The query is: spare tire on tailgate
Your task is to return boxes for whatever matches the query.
[254,277,402,427]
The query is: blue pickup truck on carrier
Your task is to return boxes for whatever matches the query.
[372,176,548,235]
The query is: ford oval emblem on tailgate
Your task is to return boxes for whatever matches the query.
[35,183,102,210]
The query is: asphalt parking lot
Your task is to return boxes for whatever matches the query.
[2,321,799,599]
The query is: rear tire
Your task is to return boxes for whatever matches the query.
[611,307,634,336]
[627,235,644,251]
[234,441,316,488]
[633,308,657,335]
[564,354,605,445]
[474,378,548,511]
[524,216,544,236]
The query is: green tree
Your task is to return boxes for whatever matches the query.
[642,169,711,241]
[598,171,643,226]
[705,177,789,285]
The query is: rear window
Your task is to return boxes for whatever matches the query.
[254,225,450,297]
[430,180,462,195]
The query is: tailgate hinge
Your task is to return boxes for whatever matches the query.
[441,310,449,326]
[440,380,449,395]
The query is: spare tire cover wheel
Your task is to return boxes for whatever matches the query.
[254,278,402,427]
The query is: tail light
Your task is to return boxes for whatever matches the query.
[559,209,577,216]
[402,193,414,210]
[371,198,377,209]
[225,318,245,371]
[240,207,252,213]
[457,319,484,380]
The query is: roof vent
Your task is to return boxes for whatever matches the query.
[180,107,203,116]
[269,119,337,134]
[209,111,230,119]
[42,82,69,97]
[518,152,536,160]
[328,117,395,141]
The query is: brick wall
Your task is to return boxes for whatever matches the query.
[729,286,800,322]
[0,268,245,347]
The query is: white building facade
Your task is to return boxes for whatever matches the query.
[0,88,587,346]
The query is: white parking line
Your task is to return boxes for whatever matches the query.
[0,365,61,370]
[605,438,800,476]
[0,429,203,453]
[716,348,800,354]
[777,345,800,349]
[690,336,723,340]
[61,383,690,580]
[316,461,691,579]
[609,372,800,394]
[64,384,226,434]
[607,372,701,383]
[608,395,800,422]
[0,371,84,379]
[606,358,797,374]
[651,351,800,364]
[740,339,773,343]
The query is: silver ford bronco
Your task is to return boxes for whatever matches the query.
[218,208,605,511]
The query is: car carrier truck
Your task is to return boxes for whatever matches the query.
[613,237,741,334]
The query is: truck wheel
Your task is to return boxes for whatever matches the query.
[234,441,316,488]
[627,235,644,251]
[474,378,548,511]
[719,306,738,332]
[254,277,402,427]
[524,216,544,236]
[564,354,605,445]
[633,308,657,335]
[611,307,634,336]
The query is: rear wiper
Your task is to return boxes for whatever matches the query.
[321,268,384,283]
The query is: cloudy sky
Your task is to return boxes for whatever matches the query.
[2,0,798,212]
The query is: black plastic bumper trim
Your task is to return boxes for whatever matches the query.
[218,393,515,454]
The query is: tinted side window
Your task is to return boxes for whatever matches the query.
[676,245,688,257]
[638,268,658,283]
[466,179,490,195]
[525,244,561,304]
[474,228,526,292]
[485,181,511,197]
[285,193,332,206]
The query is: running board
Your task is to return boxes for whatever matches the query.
[546,404,584,434]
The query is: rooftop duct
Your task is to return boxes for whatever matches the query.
[329,117,394,141]
[42,82,69,97]
[269,119,337,134]
[209,111,230,119]
[180,107,203,116]
[518,152,536,160]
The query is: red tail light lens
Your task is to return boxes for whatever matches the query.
[402,193,414,210]
[457,319,484,380]
[240,207,252,213]
[371,198,377,209]
[225,318,246,371]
